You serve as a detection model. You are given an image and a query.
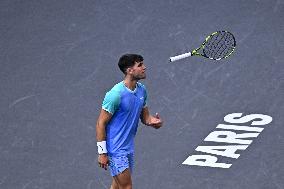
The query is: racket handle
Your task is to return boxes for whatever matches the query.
[169,52,192,62]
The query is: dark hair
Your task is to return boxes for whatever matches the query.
[118,54,144,74]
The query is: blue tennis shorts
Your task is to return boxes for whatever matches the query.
[109,153,134,177]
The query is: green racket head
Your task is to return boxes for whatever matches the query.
[193,31,236,60]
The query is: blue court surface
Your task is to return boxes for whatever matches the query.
[0,0,283,188]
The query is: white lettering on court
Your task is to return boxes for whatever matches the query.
[182,113,273,168]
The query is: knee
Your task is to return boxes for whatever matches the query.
[120,183,132,189]
[110,181,119,189]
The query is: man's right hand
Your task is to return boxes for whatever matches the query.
[98,154,109,170]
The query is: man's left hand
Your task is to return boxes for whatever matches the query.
[147,113,163,129]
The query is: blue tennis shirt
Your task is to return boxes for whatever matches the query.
[102,81,147,156]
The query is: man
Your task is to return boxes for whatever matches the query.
[96,54,163,189]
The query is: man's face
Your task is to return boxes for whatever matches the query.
[128,61,146,80]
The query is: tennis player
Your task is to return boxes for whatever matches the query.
[96,54,163,189]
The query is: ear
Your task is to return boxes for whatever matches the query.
[126,67,133,74]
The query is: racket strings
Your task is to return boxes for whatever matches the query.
[215,34,234,59]
[203,31,235,60]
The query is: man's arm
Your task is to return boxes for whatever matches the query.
[96,109,112,170]
[140,106,163,129]
[96,109,112,141]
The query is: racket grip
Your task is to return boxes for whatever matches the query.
[169,52,192,62]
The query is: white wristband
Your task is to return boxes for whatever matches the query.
[97,141,108,154]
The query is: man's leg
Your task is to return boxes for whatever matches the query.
[110,178,119,189]
[113,168,132,189]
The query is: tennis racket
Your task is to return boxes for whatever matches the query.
[169,31,236,62]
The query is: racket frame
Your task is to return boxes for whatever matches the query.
[169,31,236,62]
